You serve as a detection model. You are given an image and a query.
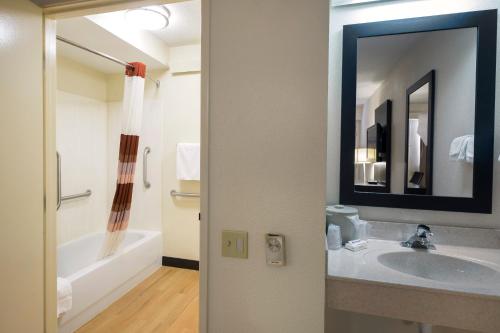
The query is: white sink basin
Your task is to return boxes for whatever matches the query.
[377,251,500,285]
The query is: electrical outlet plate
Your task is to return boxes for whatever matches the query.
[221,230,248,259]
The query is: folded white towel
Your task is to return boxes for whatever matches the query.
[57,277,72,317]
[449,135,474,163]
[176,143,200,181]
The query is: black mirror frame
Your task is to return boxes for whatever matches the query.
[404,70,435,196]
[339,10,497,213]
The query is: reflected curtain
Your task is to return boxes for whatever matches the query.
[100,62,146,258]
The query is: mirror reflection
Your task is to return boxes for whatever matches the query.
[355,28,477,198]
[406,74,433,195]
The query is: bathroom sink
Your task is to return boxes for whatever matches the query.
[377,251,500,285]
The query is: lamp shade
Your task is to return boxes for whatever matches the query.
[355,148,376,163]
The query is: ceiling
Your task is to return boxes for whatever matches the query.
[87,1,201,46]
[56,0,200,74]
[151,0,201,46]
[356,32,425,105]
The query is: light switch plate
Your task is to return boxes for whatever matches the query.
[221,230,248,259]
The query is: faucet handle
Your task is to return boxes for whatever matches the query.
[416,224,432,238]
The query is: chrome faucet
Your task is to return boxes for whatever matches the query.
[401,224,435,250]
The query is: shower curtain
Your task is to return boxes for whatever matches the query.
[100,62,146,258]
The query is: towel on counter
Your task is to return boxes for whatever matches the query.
[449,135,474,163]
[176,143,200,181]
[57,277,72,317]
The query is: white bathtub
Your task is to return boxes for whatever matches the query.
[57,229,162,333]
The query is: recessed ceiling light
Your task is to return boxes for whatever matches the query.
[125,6,171,31]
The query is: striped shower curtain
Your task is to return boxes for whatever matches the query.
[100,62,146,258]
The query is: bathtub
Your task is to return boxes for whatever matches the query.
[57,229,162,333]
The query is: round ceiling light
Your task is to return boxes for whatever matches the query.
[125,6,171,31]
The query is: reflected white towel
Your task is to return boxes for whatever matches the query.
[416,114,428,146]
[408,119,421,174]
[176,143,200,180]
[57,277,72,317]
[449,135,474,163]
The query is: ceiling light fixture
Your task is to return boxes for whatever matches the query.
[125,6,171,31]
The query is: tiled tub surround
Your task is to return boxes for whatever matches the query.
[327,222,500,333]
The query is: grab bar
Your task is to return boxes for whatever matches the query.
[57,152,62,210]
[61,190,92,202]
[143,146,151,189]
[56,151,92,208]
[170,190,200,198]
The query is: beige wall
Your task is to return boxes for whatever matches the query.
[163,45,201,261]
[0,0,45,332]
[57,55,107,101]
[327,1,500,332]
[207,0,329,332]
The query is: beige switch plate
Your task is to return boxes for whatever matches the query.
[221,230,248,259]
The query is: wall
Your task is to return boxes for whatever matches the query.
[162,44,201,261]
[326,1,500,332]
[359,29,476,196]
[56,56,109,244]
[207,0,329,332]
[0,0,45,332]
[57,58,164,244]
[57,56,107,101]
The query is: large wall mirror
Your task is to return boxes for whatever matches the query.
[340,10,497,213]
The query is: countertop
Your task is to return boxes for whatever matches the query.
[327,239,500,299]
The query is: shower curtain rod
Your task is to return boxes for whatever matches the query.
[56,35,160,88]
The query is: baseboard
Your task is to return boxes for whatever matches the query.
[162,256,199,271]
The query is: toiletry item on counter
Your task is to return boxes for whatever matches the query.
[326,205,367,244]
[357,220,368,240]
[327,224,342,250]
[345,239,368,252]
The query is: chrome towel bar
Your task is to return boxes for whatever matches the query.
[170,190,200,198]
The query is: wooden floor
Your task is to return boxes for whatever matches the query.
[77,267,199,333]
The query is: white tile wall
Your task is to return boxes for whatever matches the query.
[56,85,164,245]
[56,91,108,244]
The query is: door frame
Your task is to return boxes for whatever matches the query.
[42,1,209,332]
